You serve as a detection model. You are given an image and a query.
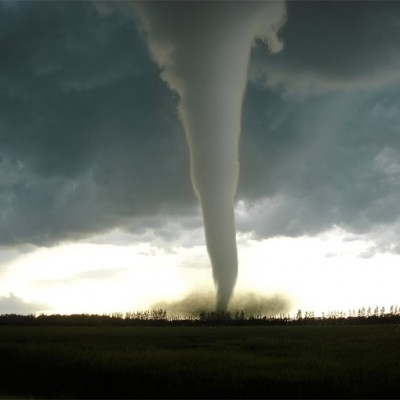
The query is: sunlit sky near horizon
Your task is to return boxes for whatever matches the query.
[2,218,400,317]
[1,1,400,317]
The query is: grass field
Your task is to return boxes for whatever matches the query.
[0,324,399,399]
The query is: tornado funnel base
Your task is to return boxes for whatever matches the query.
[216,286,235,312]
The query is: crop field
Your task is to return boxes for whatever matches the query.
[0,324,399,399]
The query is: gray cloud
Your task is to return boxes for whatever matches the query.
[1,1,400,250]
[238,82,400,239]
[0,1,195,246]
[250,1,400,95]
[0,292,48,314]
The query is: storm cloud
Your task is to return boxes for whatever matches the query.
[0,1,193,246]
[250,1,400,94]
[1,1,400,249]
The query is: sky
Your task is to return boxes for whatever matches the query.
[1,0,400,316]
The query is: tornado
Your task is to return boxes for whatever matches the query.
[134,1,286,310]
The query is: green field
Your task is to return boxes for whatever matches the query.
[0,324,399,399]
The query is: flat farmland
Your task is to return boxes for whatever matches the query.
[0,324,399,399]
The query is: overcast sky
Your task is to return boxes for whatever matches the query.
[1,1,400,315]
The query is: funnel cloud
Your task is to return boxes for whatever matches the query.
[135,1,286,310]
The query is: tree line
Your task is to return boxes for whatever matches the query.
[0,305,400,326]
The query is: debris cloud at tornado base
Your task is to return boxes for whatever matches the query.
[134,2,286,310]
[152,291,292,319]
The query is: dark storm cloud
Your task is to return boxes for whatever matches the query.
[0,1,194,246]
[1,1,400,247]
[236,1,400,240]
[239,84,400,238]
[250,1,400,94]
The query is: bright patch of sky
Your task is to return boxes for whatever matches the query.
[1,224,399,316]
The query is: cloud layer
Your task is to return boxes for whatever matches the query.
[1,1,400,248]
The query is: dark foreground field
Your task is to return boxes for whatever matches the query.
[0,324,399,399]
